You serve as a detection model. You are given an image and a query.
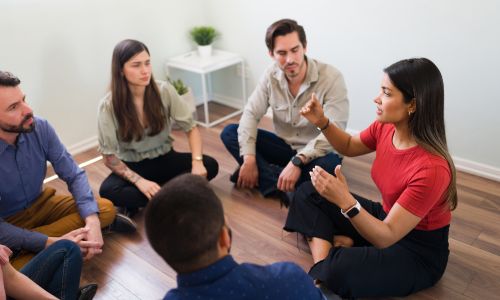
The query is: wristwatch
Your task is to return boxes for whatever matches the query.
[290,155,304,168]
[341,200,361,218]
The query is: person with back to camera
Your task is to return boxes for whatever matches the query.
[284,58,457,298]
[145,173,326,300]
[98,39,219,221]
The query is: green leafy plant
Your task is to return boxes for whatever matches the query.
[168,77,189,96]
[190,26,218,46]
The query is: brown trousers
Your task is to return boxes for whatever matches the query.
[5,187,116,269]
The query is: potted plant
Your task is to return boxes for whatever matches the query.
[168,77,198,126]
[190,26,218,58]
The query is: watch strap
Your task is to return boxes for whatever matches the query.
[341,200,361,218]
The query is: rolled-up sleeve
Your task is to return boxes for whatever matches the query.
[97,97,120,156]
[163,82,196,132]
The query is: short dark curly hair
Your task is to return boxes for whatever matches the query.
[0,71,21,87]
[145,174,225,273]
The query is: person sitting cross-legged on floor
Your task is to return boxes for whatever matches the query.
[0,70,136,271]
[220,19,348,206]
[145,174,326,300]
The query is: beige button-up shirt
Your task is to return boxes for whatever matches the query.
[238,57,349,161]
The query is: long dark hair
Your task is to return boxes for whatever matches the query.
[111,39,165,142]
[384,58,457,210]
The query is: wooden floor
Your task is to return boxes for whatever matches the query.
[45,115,500,300]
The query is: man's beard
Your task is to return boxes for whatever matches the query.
[0,113,35,133]
[282,59,305,79]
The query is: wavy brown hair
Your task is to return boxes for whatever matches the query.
[265,18,307,52]
[385,58,457,210]
[111,39,165,142]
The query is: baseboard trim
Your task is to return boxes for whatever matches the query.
[66,136,98,156]
[206,93,245,110]
[453,157,500,182]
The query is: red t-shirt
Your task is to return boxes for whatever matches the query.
[360,121,451,230]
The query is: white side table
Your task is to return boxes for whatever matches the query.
[165,50,247,127]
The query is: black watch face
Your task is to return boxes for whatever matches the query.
[291,156,302,167]
[347,207,360,218]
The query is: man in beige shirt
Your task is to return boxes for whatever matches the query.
[220,19,349,206]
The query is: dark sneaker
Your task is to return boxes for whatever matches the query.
[107,213,137,233]
[265,190,292,208]
[117,206,139,218]
[229,167,240,183]
[78,283,98,300]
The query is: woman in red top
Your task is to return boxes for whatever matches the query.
[284,58,457,298]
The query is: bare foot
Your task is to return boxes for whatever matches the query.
[333,235,354,248]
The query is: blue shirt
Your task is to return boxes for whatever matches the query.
[0,117,99,252]
[165,255,325,300]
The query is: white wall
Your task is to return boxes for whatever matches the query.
[0,0,206,149]
[1,0,499,180]
[203,0,500,179]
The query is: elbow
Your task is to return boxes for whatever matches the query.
[372,240,395,249]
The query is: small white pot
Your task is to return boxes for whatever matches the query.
[197,44,212,58]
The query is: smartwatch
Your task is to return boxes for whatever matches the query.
[290,155,304,168]
[341,200,361,218]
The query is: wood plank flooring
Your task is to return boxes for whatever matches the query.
[44,116,500,299]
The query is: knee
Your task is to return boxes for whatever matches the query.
[50,239,82,258]
[99,178,114,199]
[96,198,116,228]
[220,123,238,145]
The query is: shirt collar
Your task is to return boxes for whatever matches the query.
[0,139,8,154]
[0,133,25,154]
[177,255,238,288]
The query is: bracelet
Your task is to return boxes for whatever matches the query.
[192,155,203,161]
[317,118,329,131]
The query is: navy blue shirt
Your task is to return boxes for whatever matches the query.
[165,255,325,300]
[0,117,99,252]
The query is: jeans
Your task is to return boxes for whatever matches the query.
[20,240,82,300]
[220,124,342,196]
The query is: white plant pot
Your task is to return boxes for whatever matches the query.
[197,44,212,58]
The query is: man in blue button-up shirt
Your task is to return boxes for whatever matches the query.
[0,71,118,269]
[145,173,326,300]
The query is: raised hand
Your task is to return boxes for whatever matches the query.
[310,165,353,208]
[300,93,327,127]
